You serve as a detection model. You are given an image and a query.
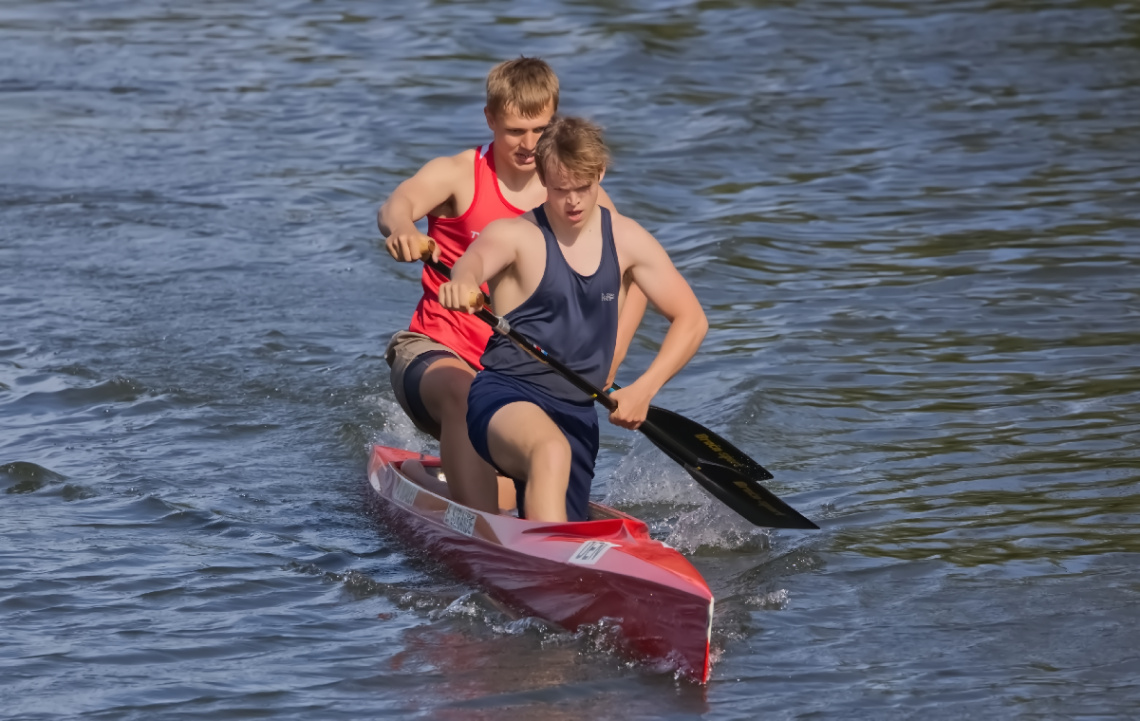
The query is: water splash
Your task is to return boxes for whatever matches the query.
[667,502,772,554]
[365,394,433,454]
[605,440,773,552]
[746,588,789,611]
[604,438,707,507]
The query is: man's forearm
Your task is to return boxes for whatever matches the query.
[608,284,649,386]
[377,196,417,237]
[633,310,708,396]
[450,250,487,288]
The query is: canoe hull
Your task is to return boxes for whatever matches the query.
[366,445,713,682]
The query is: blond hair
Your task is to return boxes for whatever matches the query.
[485,57,559,119]
[535,116,610,186]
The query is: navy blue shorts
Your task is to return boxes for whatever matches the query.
[466,370,599,522]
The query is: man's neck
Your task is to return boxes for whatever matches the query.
[491,146,536,193]
[542,203,600,246]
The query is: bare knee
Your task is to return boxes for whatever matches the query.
[421,364,475,418]
[437,383,470,416]
[528,435,571,478]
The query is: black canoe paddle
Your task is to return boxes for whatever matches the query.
[415,245,817,529]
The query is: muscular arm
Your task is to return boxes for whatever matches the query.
[609,220,708,428]
[377,153,469,261]
[593,191,648,388]
[438,218,523,312]
[607,279,648,389]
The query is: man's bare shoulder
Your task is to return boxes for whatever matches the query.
[419,147,478,178]
[447,147,479,165]
[482,212,542,239]
[610,212,657,246]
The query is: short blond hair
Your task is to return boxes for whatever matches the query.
[535,116,610,186]
[485,57,559,119]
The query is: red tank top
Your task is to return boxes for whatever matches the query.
[407,143,525,368]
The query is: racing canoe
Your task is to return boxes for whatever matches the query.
[366,444,714,682]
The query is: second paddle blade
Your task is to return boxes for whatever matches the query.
[683,458,819,530]
[638,411,818,529]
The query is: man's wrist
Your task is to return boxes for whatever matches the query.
[388,223,421,237]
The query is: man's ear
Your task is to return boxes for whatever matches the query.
[598,168,606,184]
[484,106,494,131]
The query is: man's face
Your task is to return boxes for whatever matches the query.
[543,161,602,228]
[485,102,555,172]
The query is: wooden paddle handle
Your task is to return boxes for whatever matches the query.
[418,238,437,262]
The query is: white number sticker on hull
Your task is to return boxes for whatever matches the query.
[394,477,419,506]
[568,540,616,565]
[444,502,477,536]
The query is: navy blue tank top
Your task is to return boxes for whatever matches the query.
[479,205,621,402]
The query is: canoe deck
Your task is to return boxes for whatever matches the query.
[366,444,714,682]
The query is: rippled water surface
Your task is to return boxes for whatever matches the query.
[4,0,1140,718]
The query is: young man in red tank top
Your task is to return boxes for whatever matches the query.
[377,58,646,513]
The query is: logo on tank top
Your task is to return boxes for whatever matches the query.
[601,292,615,301]
[470,231,480,239]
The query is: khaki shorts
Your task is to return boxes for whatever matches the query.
[385,330,466,438]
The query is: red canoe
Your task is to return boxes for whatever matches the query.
[366,444,714,682]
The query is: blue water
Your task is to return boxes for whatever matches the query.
[3,0,1140,718]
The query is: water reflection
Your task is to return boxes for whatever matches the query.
[378,600,711,718]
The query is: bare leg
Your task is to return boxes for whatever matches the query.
[485,401,572,522]
[417,358,498,513]
[497,477,517,513]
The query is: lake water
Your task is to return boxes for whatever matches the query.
[3,0,1139,718]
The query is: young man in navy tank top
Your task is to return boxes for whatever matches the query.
[439,117,708,523]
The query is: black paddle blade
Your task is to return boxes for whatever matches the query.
[645,406,774,482]
[686,459,818,529]
[638,411,818,529]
